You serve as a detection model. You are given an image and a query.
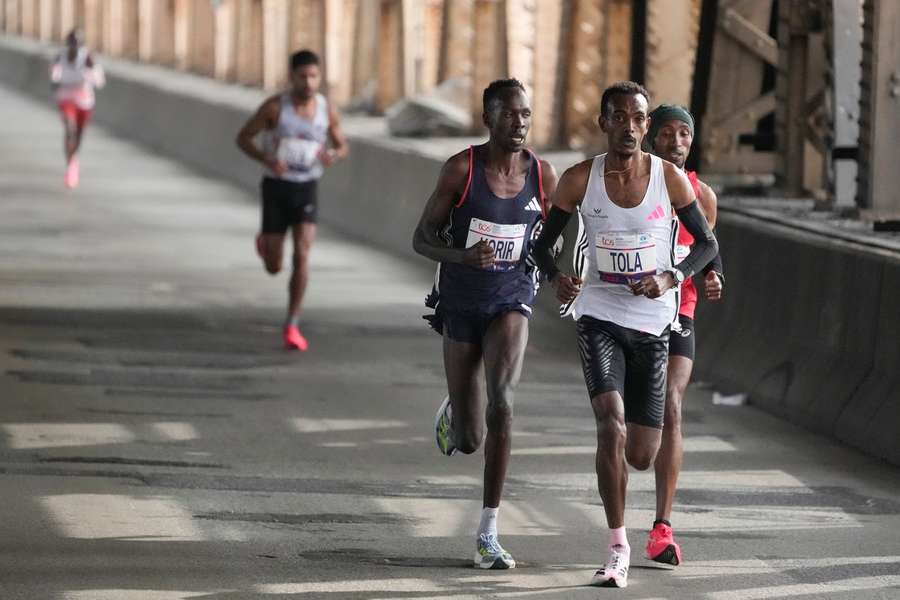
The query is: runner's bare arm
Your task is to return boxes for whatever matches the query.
[632,163,719,298]
[538,159,559,208]
[322,103,349,165]
[665,162,717,278]
[530,159,591,302]
[413,151,494,268]
[697,181,724,299]
[236,97,280,168]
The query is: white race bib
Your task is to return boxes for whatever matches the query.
[277,137,322,170]
[675,244,691,261]
[466,218,527,271]
[595,232,657,284]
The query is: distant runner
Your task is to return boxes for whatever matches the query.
[50,28,105,188]
[236,50,348,350]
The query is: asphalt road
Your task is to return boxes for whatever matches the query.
[1,85,898,600]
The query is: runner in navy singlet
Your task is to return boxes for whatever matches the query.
[412,79,558,569]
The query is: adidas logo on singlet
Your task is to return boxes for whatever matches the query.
[525,197,542,212]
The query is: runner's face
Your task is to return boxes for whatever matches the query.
[652,119,693,169]
[600,93,649,157]
[290,64,320,99]
[486,89,531,152]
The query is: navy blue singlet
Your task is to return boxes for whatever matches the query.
[426,145,547,317]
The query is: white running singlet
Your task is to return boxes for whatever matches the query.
[572,153,678,336]
[51,47,102,110]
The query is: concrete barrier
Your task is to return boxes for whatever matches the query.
[2,34,898,465]
[695,212,900,465]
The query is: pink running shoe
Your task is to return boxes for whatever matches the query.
[64,158,79,188]
[645,521,682,566]
[283,325,308,351]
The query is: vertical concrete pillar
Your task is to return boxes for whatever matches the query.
[38,0,55,41]
[420,0,444,93]
[82,0,102,50]
[173,0,191,71]
[471,0,507,129]
[262,0,289,90]
[214,0,238,81]
[235,0,263,86]
[376,0,403,112]
[439,0,474,84]
[289,0,326,57]
[351,0,379,99]
[189,0,217,76]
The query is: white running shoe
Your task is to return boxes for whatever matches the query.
[590,544,629,588]
[473,533,516,569]
[434,395,457,456]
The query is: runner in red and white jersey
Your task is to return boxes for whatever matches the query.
[644,104,724,566]
[49,29,104,188]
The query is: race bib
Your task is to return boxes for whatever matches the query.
[466,218,527,272]
[277,137,322,171]
[675,244,691,261]
[595,232,657,284]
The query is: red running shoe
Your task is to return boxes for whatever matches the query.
[645,521,682,566]
[283,325,308,351]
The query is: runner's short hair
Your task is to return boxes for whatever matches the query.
[290,50,320,71]
[483,78,527,113]
[600,81,650,118]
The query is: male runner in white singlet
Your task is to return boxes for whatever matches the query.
[237,50,348,350]
[531,82,718,588]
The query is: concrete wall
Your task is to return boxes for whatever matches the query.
[2,34,898,466]
[695,213,900,465]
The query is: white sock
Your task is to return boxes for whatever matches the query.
[608,526,629,551]
[477,507,499,538]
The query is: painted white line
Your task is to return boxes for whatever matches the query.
[292,418,407,433]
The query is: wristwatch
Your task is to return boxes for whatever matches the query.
[667,268,685,285]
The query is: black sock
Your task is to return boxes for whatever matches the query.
[653,519,671,528]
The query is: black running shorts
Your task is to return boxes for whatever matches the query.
[576,316,670,428]
[261,176,318,233]
[668,315,695,360]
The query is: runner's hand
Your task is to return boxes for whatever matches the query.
[318,148,339,166]
[630,272,673,298]
[264,157,288,177]
[553,274,582,303]
[704,271,723,301]
[462,240,496,269]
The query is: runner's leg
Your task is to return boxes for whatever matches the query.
[442,333,484,454]
[480,311,528,508]
[287,222,315,322]
[654,355,692,521]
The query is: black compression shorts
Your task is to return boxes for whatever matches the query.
[668,315,695,360]
[261,177,318,233]
[576,316,670,428]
